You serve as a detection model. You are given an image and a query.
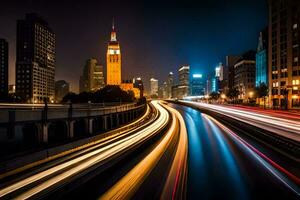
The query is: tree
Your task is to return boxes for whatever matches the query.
[226,87,240,104]
[209,92,220,102]
[255,83,268,109]
[61,85,135,103]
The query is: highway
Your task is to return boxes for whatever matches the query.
[181,101,300,142]
[0,101,164,199]
[168,102,300,199]
[0,101,189,199]
[0,100,299,199]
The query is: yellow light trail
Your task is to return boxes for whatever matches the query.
[99,101,188,200]
[0,102,168,199]
[0,105,151,180]
[99,101,177,200]
[160,104,188,200]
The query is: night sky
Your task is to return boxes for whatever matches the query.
[0,0,268,93]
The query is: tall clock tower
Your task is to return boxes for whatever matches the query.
[106,21,121,85]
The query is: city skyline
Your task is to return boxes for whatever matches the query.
[0,0,267,92]
[0,1,300,199]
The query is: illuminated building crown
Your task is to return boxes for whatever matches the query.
[111,19,117,42]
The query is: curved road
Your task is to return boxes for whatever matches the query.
[168,103,300,200]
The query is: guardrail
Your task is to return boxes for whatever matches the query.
[0,103,140,124]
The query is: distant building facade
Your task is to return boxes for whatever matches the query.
[0,39,8,99]
[106,21,121,85]
[172,65,190,99]
[166,72,174,98]
[150,78,158,97]
[15,13,55,103]
[133,77,144,98]
[234,51,256,101]
[191,74,205,96]
[226,55,241,90]
[79,58,104,93]
[55,80,69,102]
[178,65,190,86]
[268,0,300,109]
[218,62,229,94]
[120,80,140,99]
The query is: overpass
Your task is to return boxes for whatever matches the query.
[0,103,146,155]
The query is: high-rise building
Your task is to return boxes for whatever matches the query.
[106,21,121,85]
[226,55,241,90]
[211,76,219,93]
[55,80,69,102]
[150,78,158,97]
[191,74,205,96]
[93,64,105,90]
[15,13,55,103]
[215,64,221,79]
[218,62,229,94]
[178,65,190,86]
[163,81,168,99]
[268,0,300,109]
[79,58,104,93]
[0,39,8,99]
[256,28,268,87]
[172,65,190,99]
[234,51,256,101]
[167,72,174,98]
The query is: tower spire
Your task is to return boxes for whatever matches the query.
[110,18,117,42]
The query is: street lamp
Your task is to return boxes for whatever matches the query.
[249,91,254,98]
[204,95,209,103]
[248,91,254,104]
[221,94,226,104]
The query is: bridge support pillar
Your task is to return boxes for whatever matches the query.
[68,120,75,138]
[129,111,132,121]
[116,114,120,127]
[85,118,93,134]
[109,114,113,129]
[102,116,108,131]
[39,123,48,144]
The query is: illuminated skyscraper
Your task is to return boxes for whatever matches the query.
[191,74,205,96]
[16,13,55,103]
[150,78,158,97]
[167,72,174,98]
[172,65,190,99]
[268,0,300,109]
[106,20,121,85]
[256,28,268,87]
[234,51,256,101]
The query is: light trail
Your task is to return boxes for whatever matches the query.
[99,101,188,200]
[182,101,300,142]
[202,114,300,196]
[0,104,151,180]
[99,101,177,200]
[161,104,188,200]
[0,101,169,199]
